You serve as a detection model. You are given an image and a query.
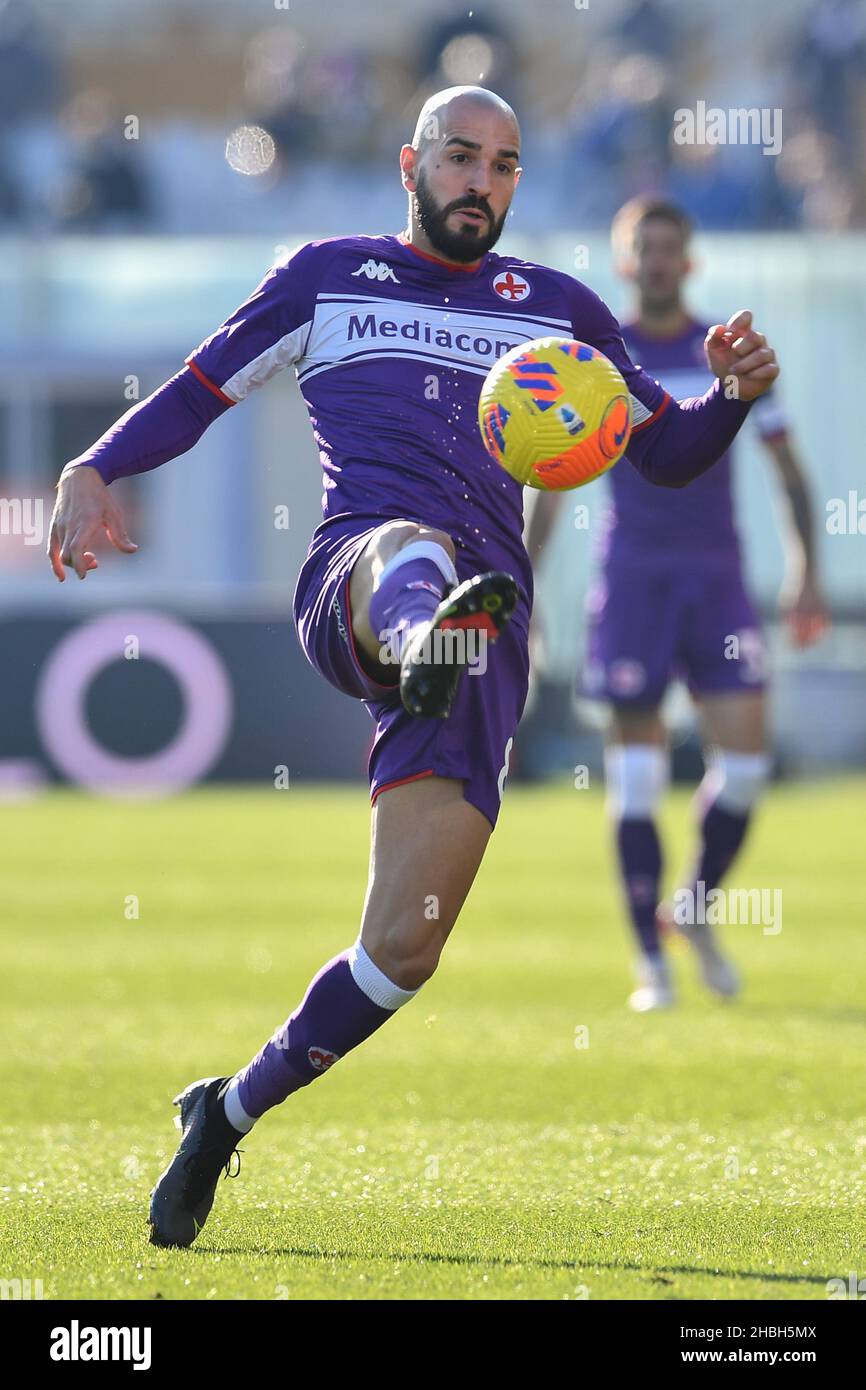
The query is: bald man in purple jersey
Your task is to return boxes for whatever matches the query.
[530,198,827,1012]
[48,92,781,1247]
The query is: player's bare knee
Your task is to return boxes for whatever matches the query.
[413,526,456,562]
[365,928,444,991]
[609,705,665,746]
[397,943,443,990]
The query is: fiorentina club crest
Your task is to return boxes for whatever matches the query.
[492,270,531,302]
[308,1045,340,1073]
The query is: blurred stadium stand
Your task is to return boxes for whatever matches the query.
[2,0,865,793]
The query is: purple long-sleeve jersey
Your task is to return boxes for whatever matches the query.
[70,233,753,600]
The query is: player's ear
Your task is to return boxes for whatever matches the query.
[400,144,418,193]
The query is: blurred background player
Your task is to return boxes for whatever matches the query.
[528,197,827,1012]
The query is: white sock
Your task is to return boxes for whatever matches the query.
[223,1076,256,1134]
[348,938,419,1010]
[604,743,669,819]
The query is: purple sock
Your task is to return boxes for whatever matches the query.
[235,944,415,1120]
[368,543,456,666]
[689,799,750,896]
[615,817,663,957]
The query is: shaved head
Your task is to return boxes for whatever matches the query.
[401,86,522,265]
[412,86,520,155]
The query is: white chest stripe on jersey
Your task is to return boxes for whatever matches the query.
[297,294,571,383]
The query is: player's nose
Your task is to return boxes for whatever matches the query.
[466,171,492,198]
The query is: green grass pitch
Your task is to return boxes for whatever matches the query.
[2,779,865,1301]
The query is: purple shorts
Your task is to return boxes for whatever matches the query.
[293,519,530,829]
[584,561,767,706]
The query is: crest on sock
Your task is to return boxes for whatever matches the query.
[307,1046,340,1072]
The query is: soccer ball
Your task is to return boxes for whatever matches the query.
[477,336,633,491]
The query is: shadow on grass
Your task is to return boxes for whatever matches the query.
[198,1245,831,1287]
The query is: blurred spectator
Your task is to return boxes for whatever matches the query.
[0,140,24,222]
[51,89,152,231]
[244,27,384,168]
[0,0,62,129]
[417,2,519,108]
[797,0,866,155]
[562,51,674,225]
[613,0,679,63]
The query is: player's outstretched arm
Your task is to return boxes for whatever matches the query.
[763,432,830,647]
[47,368,230,580]
[573,281,780,490]
[48,243,320,582]
[49,464,138,582]
[620,310,779,489]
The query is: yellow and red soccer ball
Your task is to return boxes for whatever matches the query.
[478,336,633,490]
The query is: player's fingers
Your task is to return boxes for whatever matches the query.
[726,309,753,336]
[104,508,139,554]
[705,324,728,349]
[64,523,99,579]
[731,331,767,357]
[731,346,776,375]
[48,523,66,582]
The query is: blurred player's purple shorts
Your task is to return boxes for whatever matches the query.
[293,518,530,829]
[584,561,767,705]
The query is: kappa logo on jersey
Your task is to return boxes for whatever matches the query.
[352,259,400,283]
[492,270,531,302]
[308,1046,341,1073]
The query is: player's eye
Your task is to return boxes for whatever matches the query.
[451,153,468,163]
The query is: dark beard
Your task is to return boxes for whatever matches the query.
[413,166,507,263]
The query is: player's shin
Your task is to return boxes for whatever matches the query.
[604,744,668,959]
[368,540,458,665]
[686,749,770,897]
[222,939,418,1130]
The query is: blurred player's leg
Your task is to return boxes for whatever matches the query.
[677,691,770,997]
[606,706,673,1012]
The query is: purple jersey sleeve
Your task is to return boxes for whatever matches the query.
[567,279,752,488]
[186,242,321,402]
[68,368,231,486]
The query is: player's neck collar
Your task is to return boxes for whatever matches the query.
[395,233,487,274]
[626,312,699,343]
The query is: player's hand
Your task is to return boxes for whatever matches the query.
[780,572,830,648]
[47,465,138,581]
[705,311,780,402]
